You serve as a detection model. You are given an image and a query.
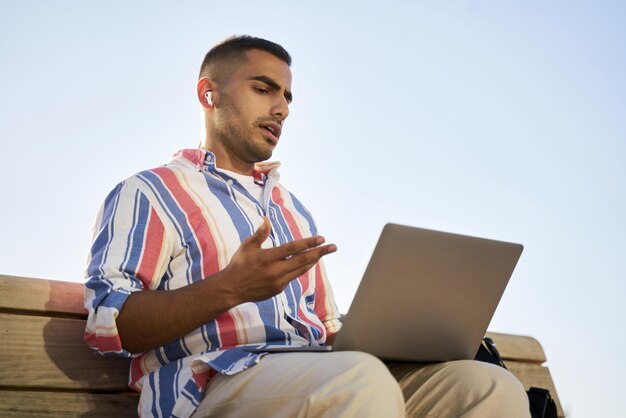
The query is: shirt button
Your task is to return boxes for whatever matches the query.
[227,179,233,186]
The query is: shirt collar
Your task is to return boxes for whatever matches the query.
[170,148,281,186]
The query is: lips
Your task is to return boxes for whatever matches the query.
[259,121,282,143]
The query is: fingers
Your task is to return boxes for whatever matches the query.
[276,243,337,277]
[242,219,337,283]
[269,235,329,261]
[245,219,331,261]
[225,223,337,302]
[244,218,271,248]
[258,245,336,296]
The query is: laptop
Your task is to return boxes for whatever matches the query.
[247,223,523,362]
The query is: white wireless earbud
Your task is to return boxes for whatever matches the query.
[205,91,213,107]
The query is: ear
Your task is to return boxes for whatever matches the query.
[197,78,216,109]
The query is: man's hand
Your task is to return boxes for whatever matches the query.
[223,217,337,304]
[116,217,336,353]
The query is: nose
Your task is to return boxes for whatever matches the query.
[271,95,290,121]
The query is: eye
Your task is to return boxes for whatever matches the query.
[254,87,269,94]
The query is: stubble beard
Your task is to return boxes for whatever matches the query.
[214,95,274,164]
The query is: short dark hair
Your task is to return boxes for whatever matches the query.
[199,35,291,80]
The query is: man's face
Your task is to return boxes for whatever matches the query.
[213,49,293,165]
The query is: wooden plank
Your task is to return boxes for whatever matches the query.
[486,331,546,363]
[0,390,138,417]
[0,275,87,317]
[0,313,130,391]
[506,362,564,418]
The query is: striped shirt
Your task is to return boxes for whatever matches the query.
[84,149,342,418]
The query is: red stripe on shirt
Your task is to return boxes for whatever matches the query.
[174,149,206,168]
[136,208,165,289]
[272,188,303,240]
[153,167,220,276]
[129,356,145,391]
[83,331,123,353]
[214,309,239,348]
[192,368,216,391]
[273,187,323,334]
[272,187,317,309]
[312,262,328,320]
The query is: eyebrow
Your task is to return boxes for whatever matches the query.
[249,75,293,103]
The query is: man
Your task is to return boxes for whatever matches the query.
[84,35,530,418]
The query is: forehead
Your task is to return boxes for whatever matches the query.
[232,49,293,89]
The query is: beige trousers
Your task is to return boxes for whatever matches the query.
[192,351,530,418]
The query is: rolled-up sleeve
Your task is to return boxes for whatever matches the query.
[83,179,170,356]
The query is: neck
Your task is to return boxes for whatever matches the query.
[201,119,255,175]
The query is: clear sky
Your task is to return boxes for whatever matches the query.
[1,1,624,416]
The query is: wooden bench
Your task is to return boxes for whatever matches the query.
[0,274,564,417]
[0,275,137,417]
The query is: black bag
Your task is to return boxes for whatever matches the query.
[475,337,558,418]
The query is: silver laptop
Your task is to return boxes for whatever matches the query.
[248,223,523,362]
